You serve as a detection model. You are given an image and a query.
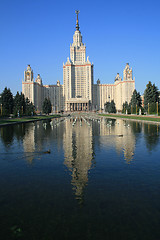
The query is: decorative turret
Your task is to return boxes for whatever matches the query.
[24,64,33,82]
[97,79,100,84]
[115,73,122,82]
[87,56,91,63]
[66,57,71,65]
[123,63,133,80]
[35,74,42,85]
[27,64,31,71]
[57,80,60,86]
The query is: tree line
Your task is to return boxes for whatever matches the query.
[0,87,35,117]
[0,87,53,117]
[105,81,160,115]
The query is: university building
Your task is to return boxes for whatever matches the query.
[22,12,135,112]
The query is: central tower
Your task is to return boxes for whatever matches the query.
[63,11,93,111]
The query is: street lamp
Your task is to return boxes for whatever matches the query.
[136,104,137,115]
[148,103,149,115]
[1,104,2,116]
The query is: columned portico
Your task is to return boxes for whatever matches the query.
[66,98,90,111]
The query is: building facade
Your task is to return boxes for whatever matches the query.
[22,65,63,113]
[22,12,135,112]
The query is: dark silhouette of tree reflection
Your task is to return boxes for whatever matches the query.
[0,124,27,147]
[13,124,26,141]
[130,121,142,134]
[0,126,14,146]
[144,124,159,151]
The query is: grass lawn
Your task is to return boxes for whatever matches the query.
[100,114,160,123]
[0,115,61,125]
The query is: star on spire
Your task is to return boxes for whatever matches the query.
[75,10,80,30]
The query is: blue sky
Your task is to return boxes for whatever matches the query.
[0,0,160,95]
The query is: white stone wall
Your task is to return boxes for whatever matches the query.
[22,82,34,104]
[97,84,115,110]
[43,84,63,112]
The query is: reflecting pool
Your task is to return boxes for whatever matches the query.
[0,114,160,240]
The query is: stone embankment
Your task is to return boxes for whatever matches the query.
[0,115,61,127]
[99,113,160,125]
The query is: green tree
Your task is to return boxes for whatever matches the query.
[1,87,14,116]
[104,102,110,113]
[104,100,116,113]
[122,101,131,114]
[110,100,116,113]
[130,89,142,114]
[42,98,52,114]
[144,81,159,113]
[25,97,35,116]
[13,92,26,116]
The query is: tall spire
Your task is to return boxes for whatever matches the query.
[75,10,80,30]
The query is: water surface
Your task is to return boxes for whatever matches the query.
[0,114,160,240]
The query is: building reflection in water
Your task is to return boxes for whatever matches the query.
[23,123,36,164]
[63,116,141,202]
[63,118,94,204]
[22,120,63,164]
[99,118,136,163]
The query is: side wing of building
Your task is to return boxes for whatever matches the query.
[94,64,135,111]
[22,65,63,112]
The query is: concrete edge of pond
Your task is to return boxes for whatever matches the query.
[100,115,160,125]
[0,116,62,128]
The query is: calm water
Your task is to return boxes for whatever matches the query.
[0,114,160,240]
